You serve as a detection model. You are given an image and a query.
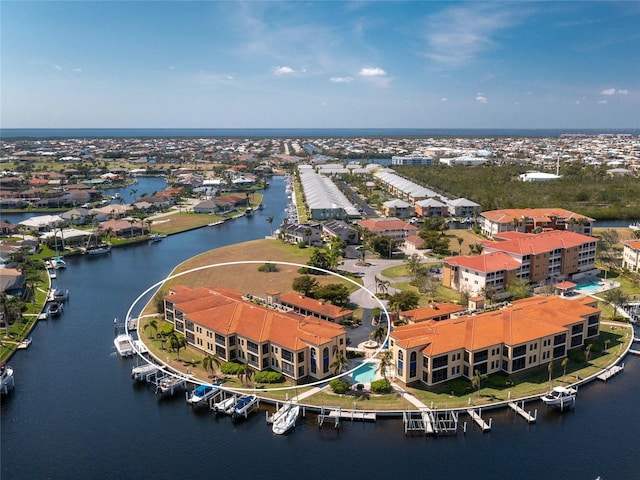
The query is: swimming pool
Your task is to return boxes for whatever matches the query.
[574,280,605,295]
[351,362,379,383]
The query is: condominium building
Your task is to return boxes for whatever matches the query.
[480,208,594,238]
[622,239,640,273]
[443,230,598,296]
[390,295,600,386]
[163,285,347,383]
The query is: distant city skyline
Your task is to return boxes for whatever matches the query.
[1,1,638,129]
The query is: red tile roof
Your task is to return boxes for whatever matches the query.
[482,208,593,223]
[358,217,418,233]
[483,230,595,256]
[444,251,521,272]
[280,292,352,320]
[401,303,465,322]
[624,240,640,250]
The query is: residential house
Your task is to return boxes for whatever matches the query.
[399,303,466,324]
[322,219,359,245]
[99,219,147,238]
[357,218,418,242]
[445,198,481,218]
[382,199,414,219]
[0,268,25,297]
[280,223,323,247]
[414,198,448,218]
[268,291,353,324]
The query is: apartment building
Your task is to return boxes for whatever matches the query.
[390,295,600,387]
[443,230,598,296]
[163,285,347,383]
[622,239,640,273]
[480,208,594,238]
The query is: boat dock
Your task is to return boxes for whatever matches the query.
[597,363,624,381]
[403,409,459,435]
[131,363,159,381]
[508,401,537,423]
[210,391,238,415]
[628,349,640,356]
[155,374,187,396]
[17,338,32,350]
[113,317,138,331]
[467,408,492,432]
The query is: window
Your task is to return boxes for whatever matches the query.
[322,347,329,374]
[473,349,488,363]
[248,353,258,367]
[298,366,305,377]
[215,345,226,358]
[432,369,448,383]
[247,340,258,354]
[398,350,404,373]
[298,351,304,363]
[512,357,526,371]
[310,348,317,374]
[215,333,225,345]
[409,352,417,378]
[229,336,236,346]
[185,320,194,332]
[262,343,269,355]
[282,349,293,362]
[554,334,566,346]
[512,345,526,358]
[553,345,566,359]
[571,324,584,335]
[432,355,448,369]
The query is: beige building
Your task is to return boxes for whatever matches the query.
[164,285,347,383]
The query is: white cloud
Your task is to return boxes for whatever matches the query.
[525,91,533,96]
[422,4,526,66]
[575,100,581,105]
[597,100,608,104]
[476,95,488,104]
[72,68,82,73]
[601,88,616,95]
[617,89,629,95]
[54,65,63,71]
[272,66,296,76]
[440,97,448,102]
[359,67,387,77]
[330,76,353,83]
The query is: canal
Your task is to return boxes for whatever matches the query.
[1,176,639,480]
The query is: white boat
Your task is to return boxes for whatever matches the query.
[629,223,640,231]
[85,244,112,255]
[149,233,167,242]
[114,334,134,357]
[271,401,300,435]
[52,256,66,269]
[1,362,15,395]
[212,394,237,414]
[131,363,159,381]
[49,287,69,303]
[230,394,258,419]
[186,383,221,406]
[17,338,32,349]
[133,339,148,355]
[541,386,577,410]
[156,375,186,396]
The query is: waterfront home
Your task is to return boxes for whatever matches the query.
[622,240,640,273]
[389,295,600,387]
[163,286,347,384]
[480,208,594,238]
[373,170,438,203]
[321,219,359,245]
[414,197,448,218]
[18,214,63,232]
[279,223,323,247]
[99,219,147,238]
[445,198,481,218]
[0,268,25,297]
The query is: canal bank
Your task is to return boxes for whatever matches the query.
[2,175,640,480]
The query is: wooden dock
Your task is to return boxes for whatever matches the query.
[467,408,491,432]
[508,401,537,423]
[628,350,640,356]
[597,363,624,381]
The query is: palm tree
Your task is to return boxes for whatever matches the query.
[457,237,464,255]
[370,325,388,345]
[584,343,592,364]
[143,319,158,339]
[561,357,568,378]
[127,218,136,238]
[329,351,348,375]
[266,216,274,236]
[471,369,486,397]
[130,188,138,203]
[604,338,611,354]
[169,333,186,360]
[202,353,222,378]
[237,363,254,385]
[377,350,392,380]
[303,227,312,247]
[547,359,554,382]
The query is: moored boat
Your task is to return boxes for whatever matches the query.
[1,362,15,395]
[114,334,134,357]
[230,394,258,420]
[149,233,167,242]
[541,386,577,410]
[52,256,66,269]
[85,244,112,255]
[48,301,63,317]
[271,401,300,435]
[186,383,221,407]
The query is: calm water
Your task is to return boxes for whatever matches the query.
[2,176,640,480]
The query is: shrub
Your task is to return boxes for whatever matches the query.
[568,348,585,363]
[258,262,278,272]
[485,374,514,389]
[447,378,472,396]
[220,362,244,375]
[329,378,351,394]
[253,370,285,384]
[370,378,392,394]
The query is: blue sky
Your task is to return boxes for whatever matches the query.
[1,1,638,129]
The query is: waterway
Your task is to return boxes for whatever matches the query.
[2,176,639,480]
